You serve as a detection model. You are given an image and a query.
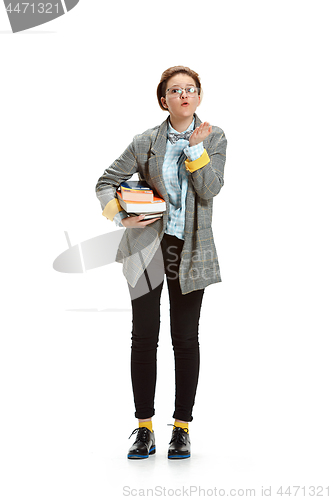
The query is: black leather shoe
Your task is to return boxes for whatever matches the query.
[168,426,191,459]
[127,427,156,459]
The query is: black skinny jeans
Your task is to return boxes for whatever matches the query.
[128,233,205,422]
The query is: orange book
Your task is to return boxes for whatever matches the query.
[116,189,166,213]
[120,181,154,202]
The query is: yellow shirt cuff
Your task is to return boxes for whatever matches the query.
[102,197,122,221]
[185,149,210,172]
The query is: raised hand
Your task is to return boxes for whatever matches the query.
[189,122,212,147]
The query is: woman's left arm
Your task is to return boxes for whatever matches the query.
[185,124,227,200]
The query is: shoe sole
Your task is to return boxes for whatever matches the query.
[168,453,190,459]
[127,446,156,459]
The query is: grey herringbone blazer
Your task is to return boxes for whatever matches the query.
[95,113,227,294]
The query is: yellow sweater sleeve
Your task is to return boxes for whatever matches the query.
[102,197,122,221]
[185,149,210,173]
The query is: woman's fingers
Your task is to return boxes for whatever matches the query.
[189,122,212,146]
[139,217,161,226]
[121,214,161,228]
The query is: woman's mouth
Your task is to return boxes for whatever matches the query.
[181,102,189,107]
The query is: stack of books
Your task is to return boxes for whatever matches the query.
[117,180,166,220]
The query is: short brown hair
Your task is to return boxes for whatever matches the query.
[157,66,201,111]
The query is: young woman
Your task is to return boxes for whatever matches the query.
[95,66,227,459]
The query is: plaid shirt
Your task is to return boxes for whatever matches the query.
[114,118,203,239]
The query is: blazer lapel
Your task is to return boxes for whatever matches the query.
[194,113,202,129]
[148,117,169,201]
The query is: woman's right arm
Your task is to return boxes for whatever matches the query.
[95,141,159,228]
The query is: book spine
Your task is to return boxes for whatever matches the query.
[121,188,153,194]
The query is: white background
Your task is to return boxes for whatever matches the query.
[1,1,333,498]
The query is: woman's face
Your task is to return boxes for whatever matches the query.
[161,73,201,122]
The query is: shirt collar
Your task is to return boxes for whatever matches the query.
[167,117,195,137]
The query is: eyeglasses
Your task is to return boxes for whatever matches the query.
[165,86,200,98]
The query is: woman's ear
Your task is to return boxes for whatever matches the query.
[161,97,168,109]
